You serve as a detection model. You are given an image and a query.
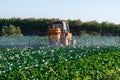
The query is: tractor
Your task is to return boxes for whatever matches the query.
[48,20,76,46]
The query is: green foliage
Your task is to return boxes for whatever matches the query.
[8,24,16,34]
[16,27,22,34]
[2,26,8,36]
[2,24,23,36]
[0,18,120,36]
[0,46,120,79]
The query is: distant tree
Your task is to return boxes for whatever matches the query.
[2,24,22,36]
[68,19,83,30]
[8,24,16,35]
[16,27,22,34]
[2,26,8,36]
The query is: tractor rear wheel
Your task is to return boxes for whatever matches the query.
[65,38,69,46]
[60,37,69,46]
[71,39,76,45]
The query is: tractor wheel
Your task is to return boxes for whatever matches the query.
[49,39,60,46]
[65,38,69,46]
[71,39,76,45]
[60,37,69,46]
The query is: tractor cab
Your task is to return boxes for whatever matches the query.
[48,21,76,46]
[49,21,70,33]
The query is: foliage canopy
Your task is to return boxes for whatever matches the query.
[0,18,120,36]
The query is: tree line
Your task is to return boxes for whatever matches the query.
[2,24,22,36]
[0,18,120,36]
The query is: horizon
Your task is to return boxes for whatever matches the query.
[0,17,120,25]
[0,0,120,24]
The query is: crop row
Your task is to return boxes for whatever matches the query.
[0,46,120,80]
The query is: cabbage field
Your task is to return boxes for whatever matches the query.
[0,35,120,80]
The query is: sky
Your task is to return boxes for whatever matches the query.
[0,0,120,24]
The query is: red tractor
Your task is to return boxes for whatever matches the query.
[48,21,76,46]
